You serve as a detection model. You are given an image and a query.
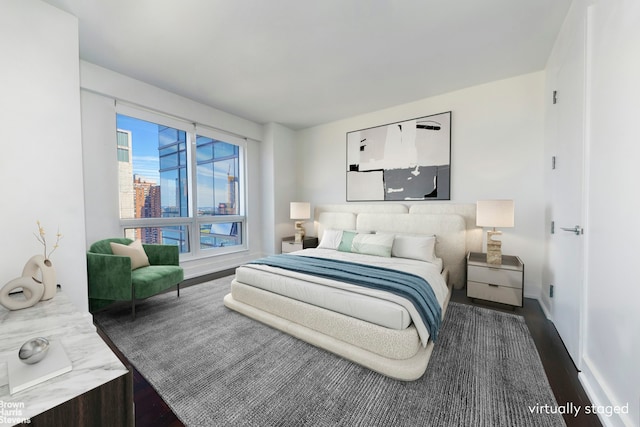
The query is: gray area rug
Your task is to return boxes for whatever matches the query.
[95,276,565,427]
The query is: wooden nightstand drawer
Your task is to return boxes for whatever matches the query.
[468,265,523,289]
[282,241,303,253]
[281,236,318,254]
[466,252,524,307]
[467,281,522,306]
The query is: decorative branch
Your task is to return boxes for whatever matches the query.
[34,221,63,260]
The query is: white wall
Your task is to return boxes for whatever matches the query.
[79,62,265,278]
[550,1,640,425]
[261,123,298,254]
[296,72,546,299]
[0,0,88,312]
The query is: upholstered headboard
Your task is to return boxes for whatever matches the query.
[314,204,481,289]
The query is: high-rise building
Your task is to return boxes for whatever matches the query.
[227,172,238,214]
[117,130,134,219]
[133,175,161,242]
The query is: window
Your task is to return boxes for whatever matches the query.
[196,135,240,215]
[116,109,246,257]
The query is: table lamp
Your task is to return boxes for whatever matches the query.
[476,200,514,265]
[290,202,310,242]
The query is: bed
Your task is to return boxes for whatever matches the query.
[223,204,480,381]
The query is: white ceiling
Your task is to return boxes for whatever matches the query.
[43,0,571,130]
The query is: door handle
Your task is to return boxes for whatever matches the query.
[560,225,582,235]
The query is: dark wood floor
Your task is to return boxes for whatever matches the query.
[97,281,602,427]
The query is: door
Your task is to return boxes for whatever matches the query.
[549,15,587,367]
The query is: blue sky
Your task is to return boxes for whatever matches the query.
[117,114,161,182]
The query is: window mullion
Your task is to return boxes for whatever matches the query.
[187,126,199,257]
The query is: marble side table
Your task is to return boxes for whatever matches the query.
[0,290,132,426]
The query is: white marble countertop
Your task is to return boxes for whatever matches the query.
[0,291,128,425]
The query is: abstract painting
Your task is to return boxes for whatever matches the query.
[346,111,451,201]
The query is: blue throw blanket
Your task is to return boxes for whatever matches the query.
[248,254,442,341]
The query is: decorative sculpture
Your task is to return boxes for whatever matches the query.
[19,337,50,364]
[23,255,57,300]
[0,222,61,310]
[0,255,57,310]
[0,275,45,310]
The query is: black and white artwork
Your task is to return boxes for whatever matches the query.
[346,111,451,201]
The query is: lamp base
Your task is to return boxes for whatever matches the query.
[294,221,305,243]
[486,230,502,265]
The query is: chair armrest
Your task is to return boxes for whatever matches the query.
[86,252,133,301]
[143,244,180,266]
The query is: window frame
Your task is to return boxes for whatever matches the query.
[116,104,248,260]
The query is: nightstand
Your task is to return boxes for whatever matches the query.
[281,236,318,253]
[467,252,524,307]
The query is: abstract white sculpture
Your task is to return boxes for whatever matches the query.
[0,255,56,310]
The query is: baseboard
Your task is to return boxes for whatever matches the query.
[181,268,236,288]
[533,296,553,320]
[579,356,635,427]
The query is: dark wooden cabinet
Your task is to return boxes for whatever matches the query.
[20,372,133,427]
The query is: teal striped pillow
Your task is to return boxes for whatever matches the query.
[337,231,357,252]
[352,233,394,257]
[338,232,394,257]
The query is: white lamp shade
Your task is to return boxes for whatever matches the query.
[476,200,514,228]
[290,202,310,220]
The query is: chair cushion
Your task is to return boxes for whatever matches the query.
[131,265,184,299]
[90,238,133,254]
[110,240,150,270]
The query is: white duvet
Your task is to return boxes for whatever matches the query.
[236,248,448,346]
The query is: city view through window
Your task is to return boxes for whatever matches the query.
[117,114,243,253]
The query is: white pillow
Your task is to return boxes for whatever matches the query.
[110,240,150,270]
[391,234,437,263]
[318,229,343,250]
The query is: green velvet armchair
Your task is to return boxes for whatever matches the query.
[87,238,183,319]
